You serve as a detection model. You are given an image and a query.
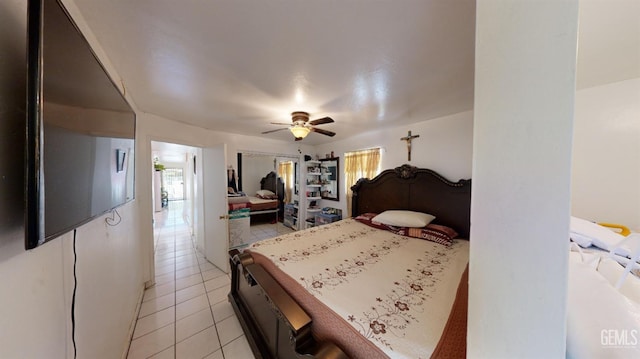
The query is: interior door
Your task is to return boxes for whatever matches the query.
[202,144,229,272]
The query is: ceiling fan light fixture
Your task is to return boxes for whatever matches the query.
[290,125,310,139]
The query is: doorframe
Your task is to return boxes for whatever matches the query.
[143,137,227,286]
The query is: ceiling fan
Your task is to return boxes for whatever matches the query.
[261,111,336,141]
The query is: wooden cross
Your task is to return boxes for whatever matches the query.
[400,131,420,161]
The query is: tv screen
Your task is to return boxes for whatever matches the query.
[25,0,136,249]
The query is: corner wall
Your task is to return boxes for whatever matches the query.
[468,1,578,356]
[571,78,640,231]
[314,110,474,216]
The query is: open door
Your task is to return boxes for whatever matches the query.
[202,144,229,273]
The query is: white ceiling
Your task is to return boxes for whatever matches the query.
[72,0,639,146]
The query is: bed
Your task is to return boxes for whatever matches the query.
[567,217,640,358]
[228,164,472,358]
[228,171,285,223]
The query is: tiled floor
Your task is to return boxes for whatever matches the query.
[126,201,257,359]
[247,221,295,245]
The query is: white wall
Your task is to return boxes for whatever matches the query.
[241,154,277,196]
[0,0,146,357]
[314,110,474,216]
[572,78,640,231]
[136,112,314,278]
[468,1,578,357]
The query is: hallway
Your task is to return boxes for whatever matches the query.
[126,201,255,358]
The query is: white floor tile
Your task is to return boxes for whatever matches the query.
[176,283,206,304]
[175,273,203,291]
[130,202,251,359]
[175,326,221,359]
[155,263,175,276]
[201,268,225,282]
[127,323,175,359]
[199,261,216,272]
[133,306,175,339]
[175,265,201,279]
[202,349,224,359]
[175,253,197,264]
[207,286,228,306]
[148,346,174,359]
[175,259,200,271]
[204,275,230,292]
[176,307,214,343]
[175,248,194,258]
[217,314,243,346]
[212,301,234,324]
[143,282,176,302]
[176,294,210,320]
[155,257,175,269]
[154,272,175,286]
[222,335,255,359]
[139,292,175,318]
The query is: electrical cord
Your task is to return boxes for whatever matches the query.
[105,209,122,226]
[71,229,77,359]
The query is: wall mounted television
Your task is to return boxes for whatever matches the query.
[25,0,136,249]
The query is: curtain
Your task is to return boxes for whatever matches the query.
[344,148,381,217]
[277,161,294,203]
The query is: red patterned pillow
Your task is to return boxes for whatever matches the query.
[354,213,386,229]
[398,224,458,246]
[355,212,458,246]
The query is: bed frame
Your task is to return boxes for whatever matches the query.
[228,165,471,358]
[250,171,286,224]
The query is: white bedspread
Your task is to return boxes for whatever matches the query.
[249,219,469,359]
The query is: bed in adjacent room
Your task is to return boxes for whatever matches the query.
[228,165,472,359]
[228,171,285,223]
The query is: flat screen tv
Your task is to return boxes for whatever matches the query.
[25,0,136,249]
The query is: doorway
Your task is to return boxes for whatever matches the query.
[163,168,185,201]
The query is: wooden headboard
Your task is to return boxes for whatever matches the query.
[260,171,285,201]
[351,164,472,238]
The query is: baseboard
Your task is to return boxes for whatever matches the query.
[121,284,145,359]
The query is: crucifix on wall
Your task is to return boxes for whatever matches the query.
[400,131,420,161]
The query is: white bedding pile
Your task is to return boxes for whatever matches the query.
[567,252,640,358]
[568,216,640,358]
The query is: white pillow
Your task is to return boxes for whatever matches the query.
[570,216,632,256]
[372,210,435,228]
[256,189,275,197]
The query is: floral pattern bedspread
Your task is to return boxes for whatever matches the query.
[248,218,469,359]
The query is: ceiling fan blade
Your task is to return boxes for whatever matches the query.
[309,117,334,126]
[261,128,289,134]
[311,127,336,137]
[270,122,293,125]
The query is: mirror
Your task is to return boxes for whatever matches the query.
[236,151,300,226]
[319,157,339,201]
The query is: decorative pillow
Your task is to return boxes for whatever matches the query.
[570,216,632,256]
[372,210,435,228]
[354,213,389,231]
[256,189,277,199]
[397,225,458,246]
[355,213,457,246]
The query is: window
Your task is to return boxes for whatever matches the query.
[344,148,381,216]
[277,161,294,203]
[163,168,184,201]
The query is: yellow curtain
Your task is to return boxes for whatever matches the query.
[344,148,381,217]
[277,161,293,203]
